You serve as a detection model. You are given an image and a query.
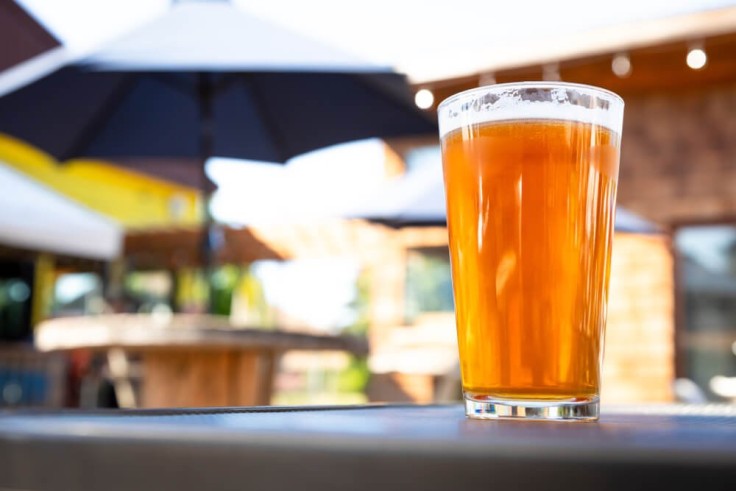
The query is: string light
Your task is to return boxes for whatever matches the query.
[686,42,707,70]
[414,88,434,109]
[611,53,632,78]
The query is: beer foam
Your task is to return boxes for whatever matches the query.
[438,83,624,138]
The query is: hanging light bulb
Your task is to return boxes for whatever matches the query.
[686,42,707,70]
[414,88,434,109]
[611,53,632,78]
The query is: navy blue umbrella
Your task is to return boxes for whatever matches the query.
[0,0,435,311]
[0,68,434,167]
[0,0,435,179]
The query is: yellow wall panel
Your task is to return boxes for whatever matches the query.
[0,134,201,228]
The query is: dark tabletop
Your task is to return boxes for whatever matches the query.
[1,404,735,491]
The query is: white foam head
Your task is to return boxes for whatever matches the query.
[437,82,624,139]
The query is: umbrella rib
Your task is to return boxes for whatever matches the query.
[60,73,138,161]
[241,74,290,163]
[150,72,195,98]
[213,73,240,95]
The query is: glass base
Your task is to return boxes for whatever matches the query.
[464,394,599,421]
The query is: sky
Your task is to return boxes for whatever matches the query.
[208,140,387,226]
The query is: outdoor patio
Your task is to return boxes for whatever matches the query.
[1,0,736,489]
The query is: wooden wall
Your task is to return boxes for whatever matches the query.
[603,233,675,403]
[367,229,676,404]
[618,84,736,226]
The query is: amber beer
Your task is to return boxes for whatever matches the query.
[438,83,624,420]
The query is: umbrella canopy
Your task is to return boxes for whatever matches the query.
[0,68,432,164]
[0,0,434,313]
[0,163,122,260]
[0,0,435,166]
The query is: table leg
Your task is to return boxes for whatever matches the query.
[141,349,276,408]
[229,350,276,406]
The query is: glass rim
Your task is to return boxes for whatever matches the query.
[437,81,624,113]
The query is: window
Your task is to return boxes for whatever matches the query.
[675,225,736,401]
[405,247,454,322]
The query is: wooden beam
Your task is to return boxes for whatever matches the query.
[423,30,736,107]
[414,7,736,84]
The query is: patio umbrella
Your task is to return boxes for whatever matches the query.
[0,0,435,175]
[0,0,435,309]
[0,163,122,260]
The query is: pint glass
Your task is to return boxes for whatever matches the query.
[438,82,624,421]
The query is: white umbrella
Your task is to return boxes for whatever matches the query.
[87,0,381,72]
[0,163,122,260]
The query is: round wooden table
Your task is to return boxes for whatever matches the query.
[35,314,367,408]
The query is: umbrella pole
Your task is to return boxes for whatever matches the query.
[198,72,218,314]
